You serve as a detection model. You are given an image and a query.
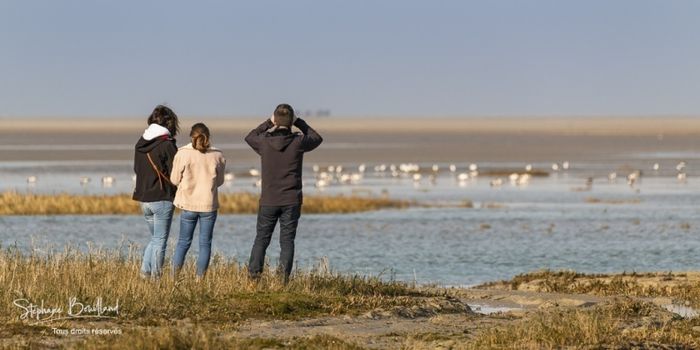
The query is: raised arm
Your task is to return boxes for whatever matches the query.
[294,118,323,152]
[244,119,274,155]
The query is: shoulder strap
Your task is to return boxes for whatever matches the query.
[146,152,176,190]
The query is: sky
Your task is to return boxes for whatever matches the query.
[1,0,699,118]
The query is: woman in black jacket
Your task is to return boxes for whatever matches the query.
[133,105,179,278]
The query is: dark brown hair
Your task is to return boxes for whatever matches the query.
[147,105,180,136]
[190,123,211,153]
[273,103,295,127]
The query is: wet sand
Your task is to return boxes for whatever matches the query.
[1,117,700,164]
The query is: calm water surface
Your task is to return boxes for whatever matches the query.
[1,159,699,285]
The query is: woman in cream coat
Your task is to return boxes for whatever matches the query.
[170,123,226,277]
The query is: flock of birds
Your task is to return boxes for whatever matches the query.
[301,162,533,189]
[607,161,689,186]
[23,161,690,190]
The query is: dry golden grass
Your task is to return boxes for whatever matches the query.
[0,246,429,327]
[75,332,365,350]
[584,197,642,204]
[0,192,411,215]
[3,256,700,349]
[466,298,700,349]
[479,270,700,308]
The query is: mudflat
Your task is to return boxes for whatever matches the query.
[1,117,699,164]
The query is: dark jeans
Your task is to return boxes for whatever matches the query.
[248,204,301,281]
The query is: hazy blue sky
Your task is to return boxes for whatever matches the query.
[1,1,699,117]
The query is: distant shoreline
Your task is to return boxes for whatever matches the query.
[2,116,699,164]
[3,116,700,135]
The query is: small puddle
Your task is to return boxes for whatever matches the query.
[663,304,699,318]
[468,303,522,315]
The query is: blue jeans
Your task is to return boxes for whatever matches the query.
[172,210,218,277]
[248,204,301,282]
[140,201,174,278]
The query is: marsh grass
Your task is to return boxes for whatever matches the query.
[0,246,427,328]
[0,192,411,215]
[77,330,365,350]
[480,270,700,308]
[466,298,700,349]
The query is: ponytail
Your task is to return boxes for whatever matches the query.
[190,123,211,153]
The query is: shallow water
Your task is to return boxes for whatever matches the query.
[1,159,699,285]
[1,200,698,286]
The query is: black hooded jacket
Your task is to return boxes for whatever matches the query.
[132,135,178,202]
[245,118,323,206]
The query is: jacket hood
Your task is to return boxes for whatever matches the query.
[136,124,173,153]
[143,124,170,141]
[267,133,295,152]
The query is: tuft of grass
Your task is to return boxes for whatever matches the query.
[478,269,700,308]
[466,298,700,349]
[0,192,411,215]
[585,197,642,204]
[73,328,366,350]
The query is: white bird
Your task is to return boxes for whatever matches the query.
[315,179,328,188]
[627,171,640,186]
[412,173,422,182]
[525,164,533,172]
[676,162,686,172]
[350,173,363,183]
[339,174,352,184]
[517,173,531,186]
[608,172,617,182]
[469,163,478,172]
[358,164,366,173]
[509,173,520,183]
[102,176,115,186]
[335,165,343,174]
[224,173,235,182]
[312,164,320,173]
[457,173,469,181]
[490,178,503,187]
[551,163,560,171]
[328,165,336,173]
[254,179,262,188]
[449,164,457,172]
[80,177,91,186]
[562,161,570,170]
[249,168,260,177]
[432,164,439,172]
[26,176,38,184]
[652,163,660,171]
[678,173,687,183]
